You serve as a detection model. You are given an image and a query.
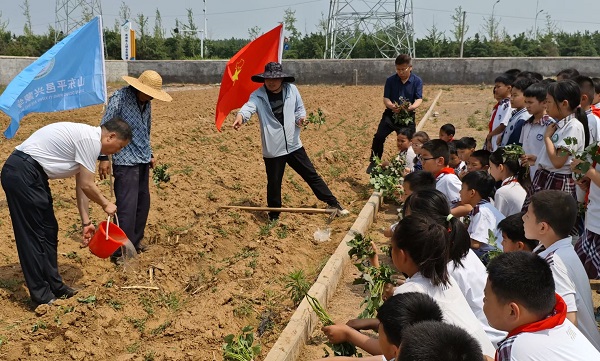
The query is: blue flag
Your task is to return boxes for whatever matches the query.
[0,16,106,138]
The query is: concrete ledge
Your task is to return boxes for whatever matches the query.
[264,192,383,361]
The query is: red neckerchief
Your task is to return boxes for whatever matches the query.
[591,104,600,119]
[436,167,456,178]
[489,102,499,132]
[501,176,519,187]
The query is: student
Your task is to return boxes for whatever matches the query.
[410,131,430,171]
[504,68,522,78]
[467,149,490,173]
[523,190,600,350]
[498,213,538,252]
[499,78,535,147]
[489,147,529,217]
[460,171,506,261]
[591,77,600,110]
[522,80,588,211]
[391,214,496,358]
[483,251,600,360]
[395,128,416,172]
[486,74,514,151]
[520,82,550,182]
[556,68,580,81]
[455,137,476,178]
[515,70,543,81]
[574,75,600,144]
[439,123,455,142]
[448,141,465,176]
[398,321,484,361]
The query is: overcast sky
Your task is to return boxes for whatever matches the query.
[2,0,599,41]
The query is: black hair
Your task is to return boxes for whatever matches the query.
[412,131,430,143]
[504,69,521,78]
[398,321,483,361]
[422,139,450,165]
[440,123,455,137]
[523,82,548,102]
[487,251,556,318]
[455,137,476,150]
[591,77,600,94]
[530,190,577,239]
[512,77,538,92]
[392,213,450,287]
[461,170,496,200]
[516,71,544,81]
[396,54,412,66]
[102,117,132,141]
[573,75,595,108]
[403,171,436,192]
[402,189,470,268]
[470,149,490,167]
[498,213,539,251]
[547,80,590,147]
[489,147,531,189]
[556,68,579,80]
[376,292,444,347]
[495,73,515,87]
[447,140,458,156]
[397,127,415,139]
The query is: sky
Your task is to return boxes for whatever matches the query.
[2,0,600,41]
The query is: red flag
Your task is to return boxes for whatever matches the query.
[215,24,283,131]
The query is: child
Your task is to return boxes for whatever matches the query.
[574,75,600,145]
[591,77,600,110]
[498,213,538,252]
[520,82,550,182]
[398,321,484,361]
[460,171,506,261]
[499,78,535,147]
[395,128,416,172]
[522,80,589,211]
[484,251,600,360]
[467,149,490,173]
[448,141,465,175]
[391,214,496,357]
[410,131,430,171]
[556,68,579,81]
[523,190,600,349]
[455,137,476,178]
[439,123,455,142]
[489,147,529,217]
[486,74,514,151]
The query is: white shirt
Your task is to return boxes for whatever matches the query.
[399,146,416,172]
[16,122,102,179]
[394,273,496,357]
[585,162,600,234]
[468,201,505,251]
[501,108,530,146]
[436,172,462,208]
[494,177,527,217]
[536,114,585,174]
[586,109,600,145]
[454,161,467,176]
[491,98,512,152]
[448,250,507,347]
[496,319,600,360]
[537,238,600,350]
[520,115,549,181]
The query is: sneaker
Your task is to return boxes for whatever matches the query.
[136,243,149,254]
[329,203,350,217]
[56,286,79,299]
[366,161,375,174]
[110,255,125,266]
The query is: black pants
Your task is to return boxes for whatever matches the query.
[370,112,416,161]
[112,164,150,255]
[1,150,69,304]
[264,147,338,220]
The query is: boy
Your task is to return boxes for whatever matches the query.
[523,190,600,350]
[467,149,490,173]
[439,123,455,142]
[521,82,550,182]
[484,251,600,360]
[396,128,416,172]
[591,77,600,110]
[499,78,535,147]
[486,74,514,151]
[556,68,579,81]
[574,75,600,144]
[455,137,476,178]
[460,171,505,261]
[448,141,465,176]
[498,213,538,252]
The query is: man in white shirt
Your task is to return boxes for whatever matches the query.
[1,118,131,307]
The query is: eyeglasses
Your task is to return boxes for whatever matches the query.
[397,66,412,73]
[418,155,436,162]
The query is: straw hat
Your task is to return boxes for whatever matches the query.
[251,62,295,83]
[122,70,172,102]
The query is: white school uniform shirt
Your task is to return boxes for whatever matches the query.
[536,238,600,350]
[16,122,102,179]
[454,161,466,176]
[447,250,507,347]
[500,108,530,146]
[496,319,600,361]
[494,176,527,217]
[586,109,600,145]
[394,273,496,357]
[468,200,505,251]
[536,114,585,174]
[435,172,462,209]
[399,146,416,172]
[519,115,549,181]
[491,98,512,151]
[585,162,600,234]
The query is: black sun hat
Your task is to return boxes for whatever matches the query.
[251,62,295,83]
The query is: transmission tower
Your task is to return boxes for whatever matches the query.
[55,0,103,42]
[326,0,415,59]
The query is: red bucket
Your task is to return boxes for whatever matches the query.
[88,220,128,258]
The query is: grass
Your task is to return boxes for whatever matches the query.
[128,317,147,334]
[275,224,288,239]
[151,320,172,335]
[109,299,123,310]
[126,342,140,353]
[31,320,47,332]
[467,114,478,128]
[139,295,155,315]
[233,301,254,318]
[0,335,6,347]
[160,292,182,312]
[206,191,218,202]
[259,220,278,237]
[65,251,81,262]
[0,278,20,292]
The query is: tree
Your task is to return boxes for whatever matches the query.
[21,0,33,36]
[248,26,261,40]
[481,14,501,42]
[421,21,445,57]
[135,13,149,59]
[450,6,469,43]
[283,8,301,40]
[154,8,165,39]
[114,1,131,32]
[0,11,9,32]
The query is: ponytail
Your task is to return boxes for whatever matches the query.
[490,147,531,189]
[574,106,590,147]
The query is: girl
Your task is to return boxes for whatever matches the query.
[522,79,588,211]
[489,147,530,217]
[410,131,430,171]
[395,128,416,172]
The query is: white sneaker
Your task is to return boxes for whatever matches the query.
[328,203,350,217]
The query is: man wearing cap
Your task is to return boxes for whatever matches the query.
[232,62,348,221]
[1,118,131,307]
[98,70,172,261]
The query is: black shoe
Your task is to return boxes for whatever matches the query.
[110,255,125,266]
[366,161,375,174]
[136,243,149,254]
[56,286,78,299]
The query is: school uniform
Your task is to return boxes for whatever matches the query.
[500,108,530,147]
[399,145,416,172]
[435,169,462,209]
[494,176,526,217]
[576,162,600,279]
[519,115,549,182]
[468,200,505,258]
[536,238,600,350]
[394,273,496,357]
[491,98,512,152]
[454,161,467,177]
[586,109,600,145]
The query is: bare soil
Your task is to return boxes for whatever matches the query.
[0,84,527,361]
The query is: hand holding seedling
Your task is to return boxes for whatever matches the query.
[321,324,352,344]
[521,154,536,166]
[296,117,307,128]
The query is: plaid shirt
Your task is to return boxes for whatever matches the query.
[101,86,152,166]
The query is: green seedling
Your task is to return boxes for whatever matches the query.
[347,233,375,261]
[152,164,171,186]
[222,325,261,361]
[284,269,310,306]
[353,263,395,319]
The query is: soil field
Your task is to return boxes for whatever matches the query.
[0,83,497,361]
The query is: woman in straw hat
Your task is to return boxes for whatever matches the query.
[232,62,349,221]
[98,70,172,263]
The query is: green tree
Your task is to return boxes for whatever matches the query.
[21,0,33,37]
[135,13,149,59]
[248,26,261,40]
